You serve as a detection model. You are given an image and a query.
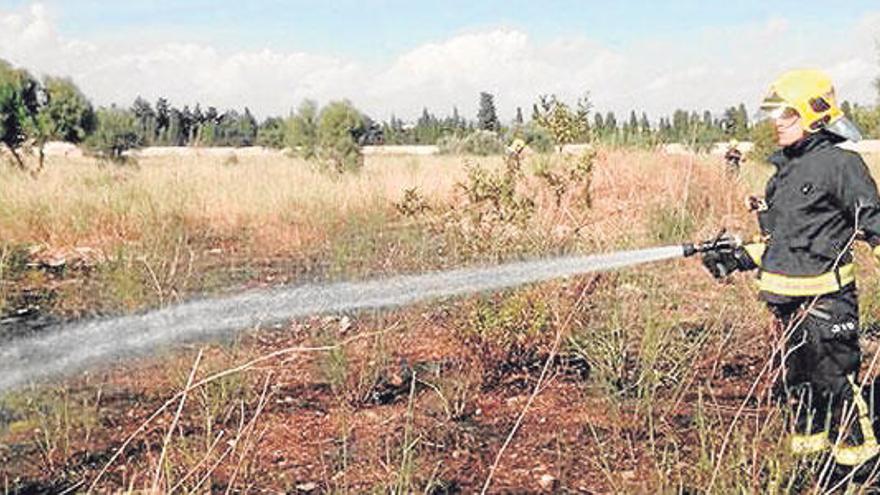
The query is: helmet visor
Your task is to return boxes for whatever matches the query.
[755,103,797,122]
[756,86,803,122]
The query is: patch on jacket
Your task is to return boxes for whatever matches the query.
[801,183,814,194]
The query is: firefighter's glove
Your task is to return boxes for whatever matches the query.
[701,247,756,280]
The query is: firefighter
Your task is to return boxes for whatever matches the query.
[724,138,744,173]
[701,69,879,467]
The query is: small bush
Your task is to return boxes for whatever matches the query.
[457,160,534,225]
[394,187,431,217]
[84,107,142,164]
[435,134,462,155]
[438,130,504,156]
[521,123,554,153]
[461,291,553,387]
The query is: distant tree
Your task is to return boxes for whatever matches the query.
[210,108,257,147]
[85,106,141,162]
[155,97,169,143]
[257,116,287,148]
[657,117,673,141]
[286,99,319,158]
[239,108,258,146]
[672,109,688,139]
[533,93,591,151]
[167,107,183,145]
[0,60,42,171]
[628,110,638,135]
[190,104,204,143]
[605,111,617,133]
[593,112,605,135]
[414,107,442,144]
[29,76,95,170]
[131,97,155,145]
[721,104,750,140]
[689,111,700,129]
[515,107,524,125]
[451,106,465,131]
[204,106,219,124]
[702,110,712,127]
[381,114,406,145]
[317,100,365,172]
[179,105,194,145]
[442,107,467,137]
[640,112,650,134]
[199,106,220,145]
[477,91,499,131]
[41,77,96,144]
[737,103,749,133]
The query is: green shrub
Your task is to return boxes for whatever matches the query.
[84,107,142,163]
[435,134,463,155]
[462,291,552,387]
[317,100,364,173]
[438,130,504,156]
[285,99,318,159]
[458,160,534,225]
[521,123,554,153]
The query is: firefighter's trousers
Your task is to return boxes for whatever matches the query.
[770,285,864,442]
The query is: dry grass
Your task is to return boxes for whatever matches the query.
[0,153,511,314]
[0,154,486,252]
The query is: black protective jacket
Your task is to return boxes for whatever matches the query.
[753,131,880,299]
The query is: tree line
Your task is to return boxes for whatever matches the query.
[3,56,880,173]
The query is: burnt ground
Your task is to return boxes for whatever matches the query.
[0,284,792,494]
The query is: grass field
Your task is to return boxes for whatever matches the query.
[3,149,880,492]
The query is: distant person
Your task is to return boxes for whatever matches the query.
[700,69,878,468]
[723,138,743,173]
[506,138,527,173]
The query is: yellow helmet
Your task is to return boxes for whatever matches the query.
[728,138,739,147]
[759,69,861,141]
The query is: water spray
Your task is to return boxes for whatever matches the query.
[0,239,732,393]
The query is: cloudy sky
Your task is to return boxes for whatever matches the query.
[1,1,878,122]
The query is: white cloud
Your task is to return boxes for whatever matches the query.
[1,3,878,122]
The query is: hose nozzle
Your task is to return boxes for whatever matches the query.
[682,229,742,257]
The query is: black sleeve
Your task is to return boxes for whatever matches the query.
[834,151,880,247]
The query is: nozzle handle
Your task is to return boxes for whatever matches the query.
[683,229,742,257]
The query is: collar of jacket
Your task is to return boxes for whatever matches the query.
[768,131,844,169]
